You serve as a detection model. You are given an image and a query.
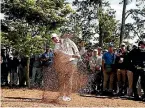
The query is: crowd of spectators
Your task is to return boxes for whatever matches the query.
[79,41,145,101]
[1,40,145,102]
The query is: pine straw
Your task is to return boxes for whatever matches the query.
[1,88,145,107]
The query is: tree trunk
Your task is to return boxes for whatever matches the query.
[120,0,127,46]
[98,0,103,47]
[99,24,103,47]
[26,57,30,88]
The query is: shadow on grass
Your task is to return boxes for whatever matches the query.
[1,86,43,91]
[80,94,119,99]
[80,94,145,103]
[3,97,65,106]
[4,97,41,101]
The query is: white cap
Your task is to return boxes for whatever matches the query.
[94,49,98,52]
[9,55,13,58]
[121,43,126,46]
[104,49,108,52]
[1,46,6,49]
[51,33,58,38]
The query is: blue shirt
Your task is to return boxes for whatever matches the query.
[41,52,54,66]
[48,51,54,63]
[103,52,116,65]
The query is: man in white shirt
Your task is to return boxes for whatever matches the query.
[79,41,86,56]
[90,49,102,71]
[52,33,80,62]
[89,49,102,94]
[51,33,80,101]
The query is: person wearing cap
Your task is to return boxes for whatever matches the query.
[83,49,93,70]
[128,41,145,101]
[17,55,27,87]
[116,43,128,96]
[79,41,86,56]
[97,47,103,72]
[1,47,9,86]
[8,54,19,87]
[97,47,103,92]
[89,49,102,94]
[51,33,80,102]
[30,53,42,88]
[97,47,102,55]
[123,45,134,97]
[102,44,116,95]
[89,49,98,72]
[41,46,59,98]
[52,33,80,64]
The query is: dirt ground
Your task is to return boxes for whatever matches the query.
[1,88,145,107]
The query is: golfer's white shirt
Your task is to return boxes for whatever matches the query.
[54,38,80,62]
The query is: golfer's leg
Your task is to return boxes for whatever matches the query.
[64,73,72,97]
[58,73,65,97]
[71,66,78,92]
[65,64,76,96]
[75,73,80,92]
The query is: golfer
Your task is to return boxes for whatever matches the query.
[51,33,80,101]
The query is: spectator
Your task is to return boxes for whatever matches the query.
[124,45,133,97]
[41,47,53,68]
[41,47,58,101]
[90,49,98,72]
[89,49,102,94]
[116,43,128,96]
[31,54,42,87]
[129,41,145,101]
[102,44,116,95]
[48,48,54,64]
[83,49,93,71]
[79,41,86,56]
[1,47,9,86]
[8,54,19,87]
[18,56,27,87]
[97,47,103,92]
[97,47,102,56]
